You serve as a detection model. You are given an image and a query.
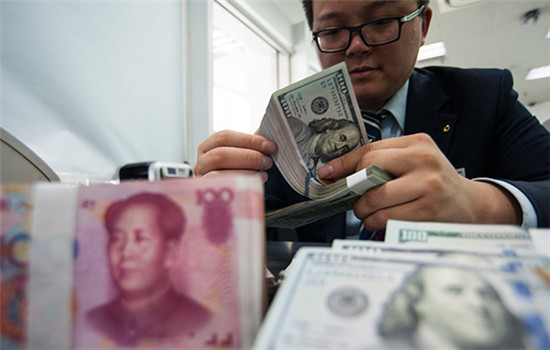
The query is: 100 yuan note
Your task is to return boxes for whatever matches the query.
[72,176,265,349]
[385,219,535,252]
[254,247,550,350]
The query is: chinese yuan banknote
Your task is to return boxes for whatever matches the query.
[71,176,265,349]
[7,175,265,350]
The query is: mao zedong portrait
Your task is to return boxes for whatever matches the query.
[378,264,527,350]
[288,116,361,176]
[86,192,212,347]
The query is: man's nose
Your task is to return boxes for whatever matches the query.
[346,31,372,55]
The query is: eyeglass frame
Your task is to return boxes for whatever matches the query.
[312,5,426,53]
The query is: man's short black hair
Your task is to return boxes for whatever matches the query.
[302,0,430,30]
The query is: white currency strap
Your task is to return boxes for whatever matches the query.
[28,183,78,350]
[346,168,375,195]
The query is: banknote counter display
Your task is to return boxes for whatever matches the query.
[0,176,265,350]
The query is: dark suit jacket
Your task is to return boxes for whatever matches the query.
[265,66,550,242]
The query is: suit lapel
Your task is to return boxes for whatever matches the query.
[405,69,457,155]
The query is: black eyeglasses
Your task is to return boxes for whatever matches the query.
[312,5,425,53]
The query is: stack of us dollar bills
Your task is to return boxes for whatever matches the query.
[1,176,265,350]
[254,220,550,350]
[259,62,394,229]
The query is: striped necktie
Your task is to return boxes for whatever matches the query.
[358,109,392,241]
[361,109,391,142]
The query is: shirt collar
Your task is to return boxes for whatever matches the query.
[381,79,408,132]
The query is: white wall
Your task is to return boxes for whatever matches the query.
[527,100,550,126]
[1,0,297,181]
[2,1,184,182]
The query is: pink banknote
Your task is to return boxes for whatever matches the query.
[0,185,33,349]
[71,176,265,349]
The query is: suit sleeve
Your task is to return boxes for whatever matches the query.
[492,69,550,226]
[410,67,549,227]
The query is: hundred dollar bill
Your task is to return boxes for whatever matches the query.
[258,63,395,227]
[254,247,550,350]
[385,219,535,252]
[265,164,393,229]
[259,62,369,200]
[331,240,550,282]
[1,185,33,350]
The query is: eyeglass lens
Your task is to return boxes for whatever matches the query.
[317,19,400,51]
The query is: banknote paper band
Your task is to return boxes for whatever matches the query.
[346,164,392,195]
[28,183,78,350]
[346,168,375,195]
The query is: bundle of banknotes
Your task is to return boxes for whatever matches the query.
[254,220,550,350]
[258,62,394,228]
[1,175,265,350]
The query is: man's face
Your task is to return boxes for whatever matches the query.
[108,203,173,298]
[312,0,431,110]
[315,123,360,159]
[414,267,509,348]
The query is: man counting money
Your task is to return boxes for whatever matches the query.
[194,0,550,242]
[86,192,212,347]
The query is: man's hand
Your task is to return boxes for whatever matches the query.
[194,130,277,182]
[318,133,521,230]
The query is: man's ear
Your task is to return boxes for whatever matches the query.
[420,7,433,46]
[164,239,179,269]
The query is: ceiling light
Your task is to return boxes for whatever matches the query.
[546,28,550,39]
[526,65,550,81]
[445,0,481,8]
[418,42,446,61]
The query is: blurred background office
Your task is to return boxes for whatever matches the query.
[1,0,549,183]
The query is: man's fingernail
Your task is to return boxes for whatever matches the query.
[262,140,276,153]
[317,165,333,178]
[260,172,268,183]
[262,156,273,169]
